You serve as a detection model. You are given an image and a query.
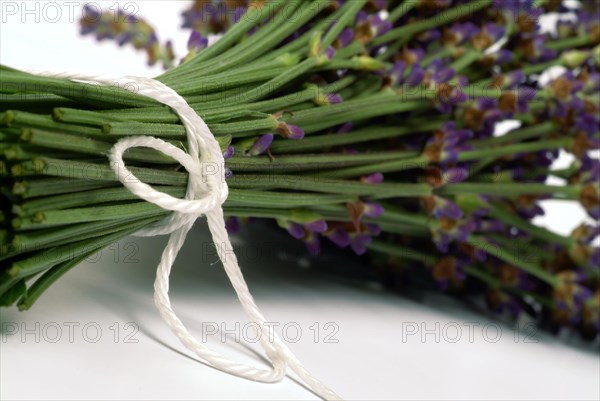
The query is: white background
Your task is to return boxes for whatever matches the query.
[1,2,599,400]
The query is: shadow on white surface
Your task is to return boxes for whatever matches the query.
[1,222,599,400]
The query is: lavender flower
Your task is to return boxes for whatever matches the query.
[424,122,474,163]
[361,172,384,184]
[285,219,328,256]
[442,22,479,46]
[187,30,208,51]
[182,1,249,34]
[486,288,522,317]
[355,12,392,44]
[276,122,305,140]
[432,256,467,290]
[79,4,174,67]
[247,134,274,156]
[334,28,355,49]
[225,216,241,233]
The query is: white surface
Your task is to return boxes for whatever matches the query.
[2,224,599,401]
[0,1,191,77]
[1,2,599,400]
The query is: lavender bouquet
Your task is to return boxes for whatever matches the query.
[1,0,599,342]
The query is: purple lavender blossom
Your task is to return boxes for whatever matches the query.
[320,93,343,105]
[325,227,351,248]
[432,256,467,290]
[223,145,235,159]
[305,220,328,233]
[389,61,406,86]
[286,222,305,240]
[337,122,353,134]
[277,122,305,140]
[187,30,208,51]
[405,64,425,87]
[225,217,241,234]
[431,197,464,220]
[248,134,274,156]
[444,22,479,46]
[361,172,384,184]
[335,28,354,48]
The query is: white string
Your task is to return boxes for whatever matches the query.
[26,70,342,400]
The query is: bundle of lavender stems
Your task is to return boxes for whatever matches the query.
[1,0,599,341]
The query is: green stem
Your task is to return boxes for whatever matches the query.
[106,116,279,138]
[270,119,444,153]
[388,0,418,23]
[7,220,152,279]
[15,186,185,216]
[3,110,102,136]
[159,0,287,80]
[467,235,559,286]
[0,71,153,107]
[183,1,330,77]
[12,157,188,186]
[12,178,117,199]
[321,155,429,178]
[19,128,177,165]
[13,203,166,230]
[374,0,492,46]
[368,240,436,265]
[421,47,454,67]
[5,216,163,259]
[450,49,481,73]
[227,151,416,172]
[221,57,321,104]
[227,174,432,197]
[488,204,574,247]
[459,137,572,162]
[171,67,288,96]
[436,183,580,198]
[321,0,367,49]
[546,35,593,51]
[472,121,557,147]
[285,94,433,132]
[270,119,445,156]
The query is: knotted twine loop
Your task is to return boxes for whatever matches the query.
[26,70,341,401]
